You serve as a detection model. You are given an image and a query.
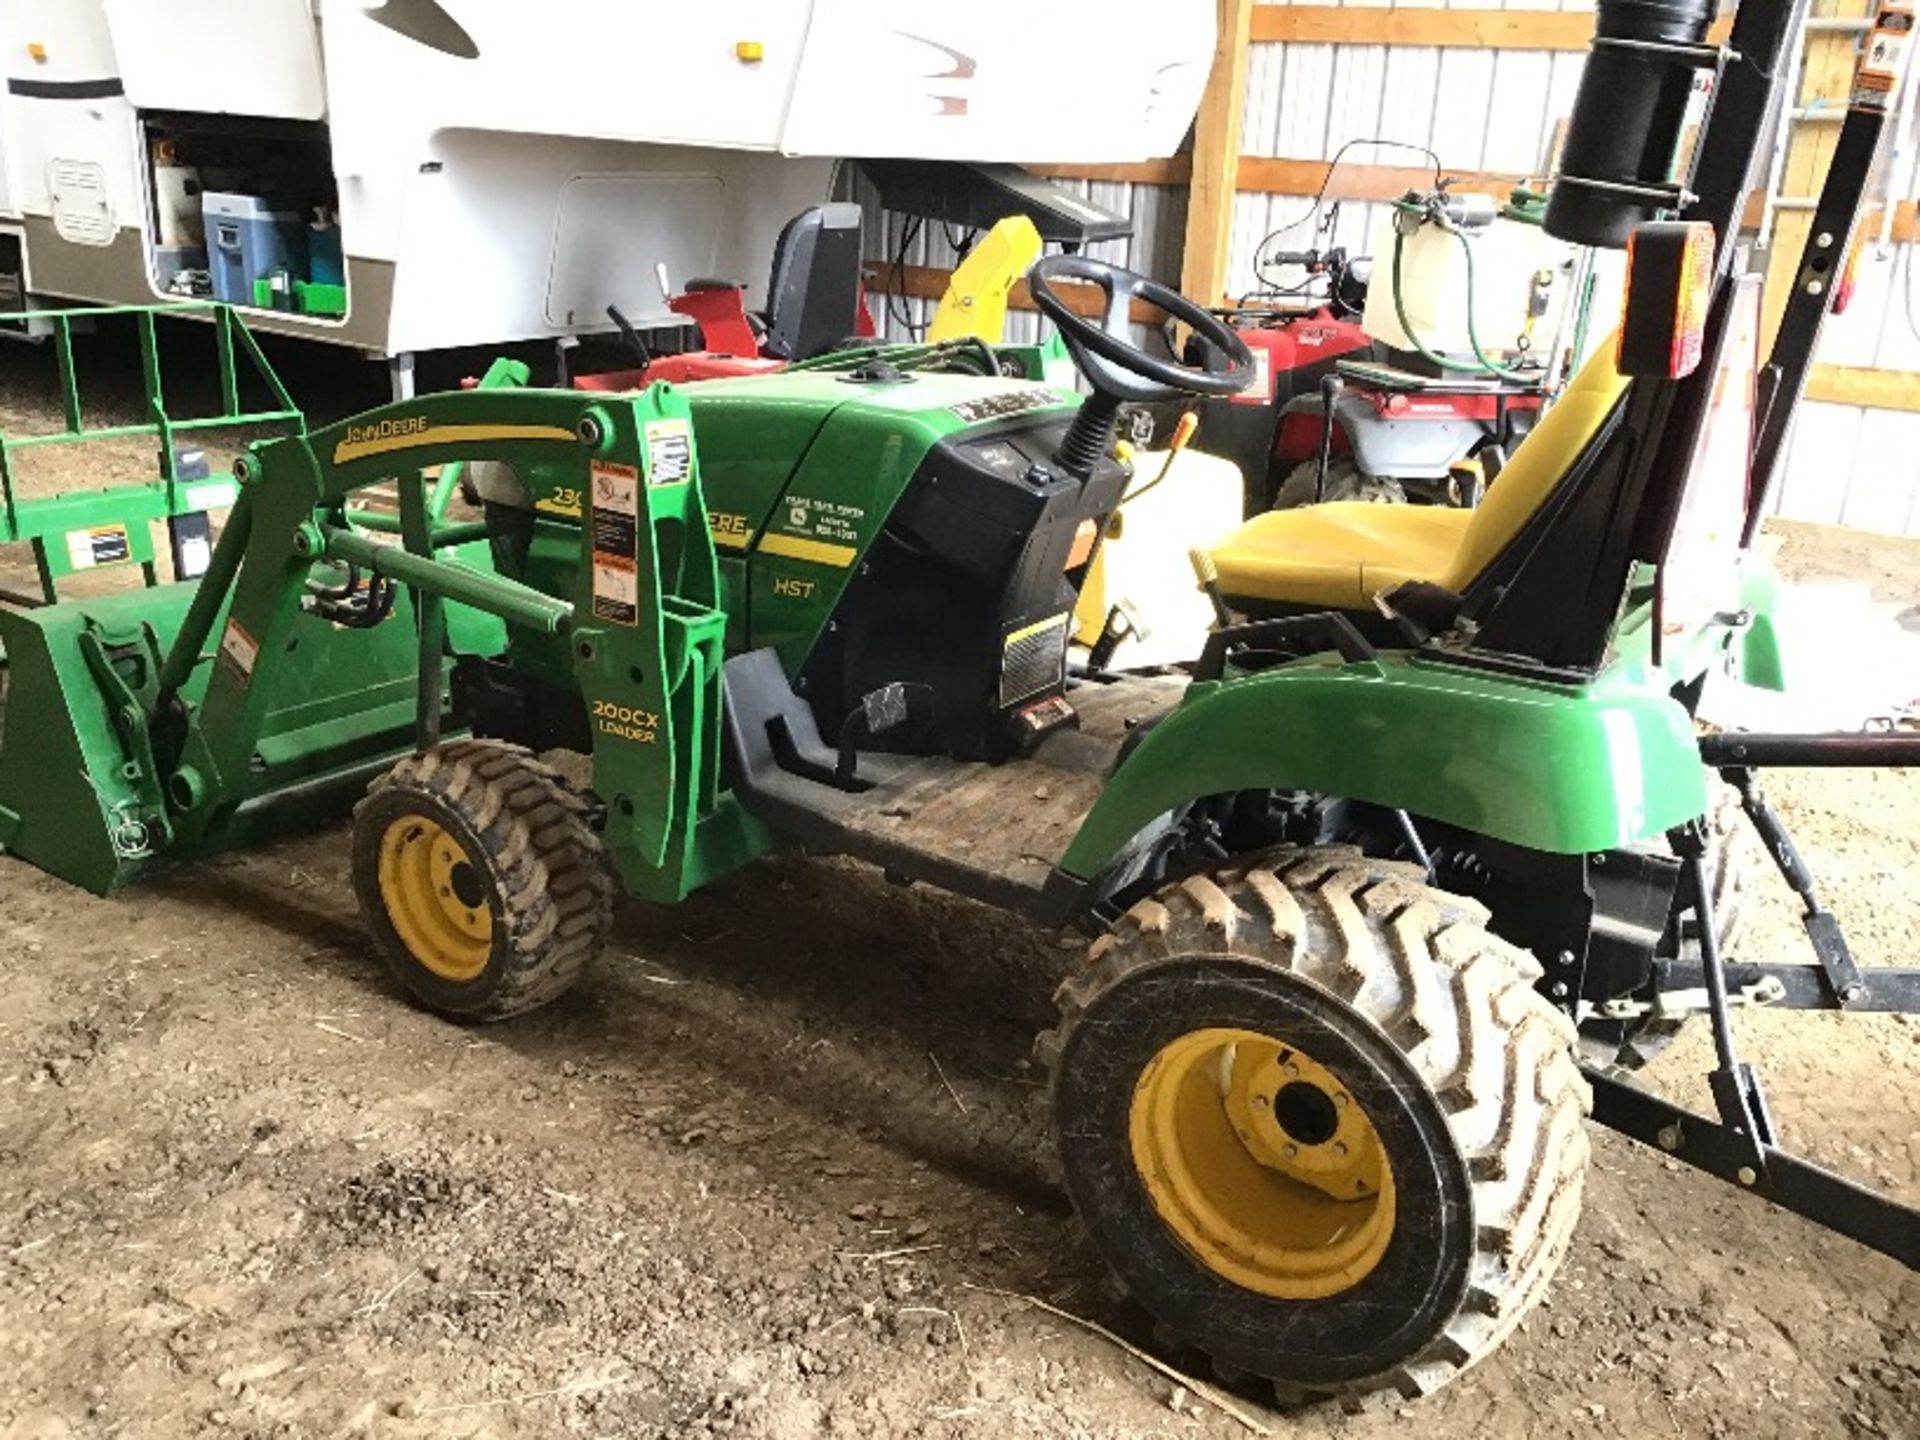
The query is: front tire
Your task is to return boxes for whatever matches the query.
[352,741,614,1022]
[1045,847,1590,1402]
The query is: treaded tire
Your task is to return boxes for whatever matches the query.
[1584,782,1762,1071]
[353,740,614,1022]
[1274,458,1408,509]
[1043,846,1591,1403]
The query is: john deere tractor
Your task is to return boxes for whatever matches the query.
[1,0,1915,1403]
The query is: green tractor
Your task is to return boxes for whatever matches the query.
[1,0,1916,1403]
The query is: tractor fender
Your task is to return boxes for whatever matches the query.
[1058,651,1709,883]
[1733,553,1793,693]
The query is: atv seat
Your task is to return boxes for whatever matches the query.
[1209,341,1629,611]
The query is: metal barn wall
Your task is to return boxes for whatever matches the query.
[1237,0,1920,535]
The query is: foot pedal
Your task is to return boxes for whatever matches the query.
[836,682,933,784]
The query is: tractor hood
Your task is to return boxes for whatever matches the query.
[685,368,1080,561]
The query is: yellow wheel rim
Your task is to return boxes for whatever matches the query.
[377,815,494,982]
[1129,1027,1396,1300]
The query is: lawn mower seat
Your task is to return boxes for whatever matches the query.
[1208,340,1630,612]
[761,202,864,361]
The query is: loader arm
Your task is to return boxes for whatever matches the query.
[156,385,737,899]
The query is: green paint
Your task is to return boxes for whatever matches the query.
[0,336,1756,942]
[0,301,300,603]
[692,369,1075,670]
[1733,556,1792,693]
[1059,650,1709,878]
[1606,554,1794,697]
[0,579,425,894]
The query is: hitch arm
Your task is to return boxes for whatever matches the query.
[1586,1068,1919,1270]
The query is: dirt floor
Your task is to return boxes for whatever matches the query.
[0,330,1916,1438]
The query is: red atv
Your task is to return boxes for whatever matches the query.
[1179,246,1548,513]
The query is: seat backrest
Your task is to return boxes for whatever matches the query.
[1441,339,1630,590]
[762,203,865,361]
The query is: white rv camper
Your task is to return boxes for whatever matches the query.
[0,0,1213,365]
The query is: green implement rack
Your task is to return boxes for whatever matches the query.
[0,302,302,606]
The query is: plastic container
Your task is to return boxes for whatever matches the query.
[154,165,204,247]
[203,192,306,307]
[308,213,344,286]
[1362,211,1569,363]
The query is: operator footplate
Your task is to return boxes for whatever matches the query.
[723,648,1183,920]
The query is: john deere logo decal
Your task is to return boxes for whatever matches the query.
[363,0,480,60]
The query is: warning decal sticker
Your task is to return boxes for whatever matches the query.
[949,389,1070,424]
[589,460,642,626]
[644,418,693,486]
[65,524,131,570]
[218,617,260,687]
[1853,4,1914,110]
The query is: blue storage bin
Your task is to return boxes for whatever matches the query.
[202,192,306,307]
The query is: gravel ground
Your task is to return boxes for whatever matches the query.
[0,331,1915,1439]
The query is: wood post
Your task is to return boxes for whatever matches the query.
[1180,0,1256,307]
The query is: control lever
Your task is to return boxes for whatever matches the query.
[606,304,650,368]
[1086,600,1146,672]
[1188,547,1234,630]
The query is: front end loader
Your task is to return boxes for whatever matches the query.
[0,0,1915,1407]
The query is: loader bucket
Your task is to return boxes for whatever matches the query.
[0,576,459,895]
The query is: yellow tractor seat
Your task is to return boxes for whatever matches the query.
[1209,340,1631,611]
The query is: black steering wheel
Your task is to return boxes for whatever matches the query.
[1027,254,1256,402]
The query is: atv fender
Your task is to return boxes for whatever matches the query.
[1277,392,1487,481]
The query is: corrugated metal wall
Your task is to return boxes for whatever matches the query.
[1230,0,1591,300]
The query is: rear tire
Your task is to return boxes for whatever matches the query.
[1274,459,1407,509]
[353,741,614,1022]
[1044,847,1590,1403]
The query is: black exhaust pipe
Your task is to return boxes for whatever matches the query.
[1545,0,1718,249]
